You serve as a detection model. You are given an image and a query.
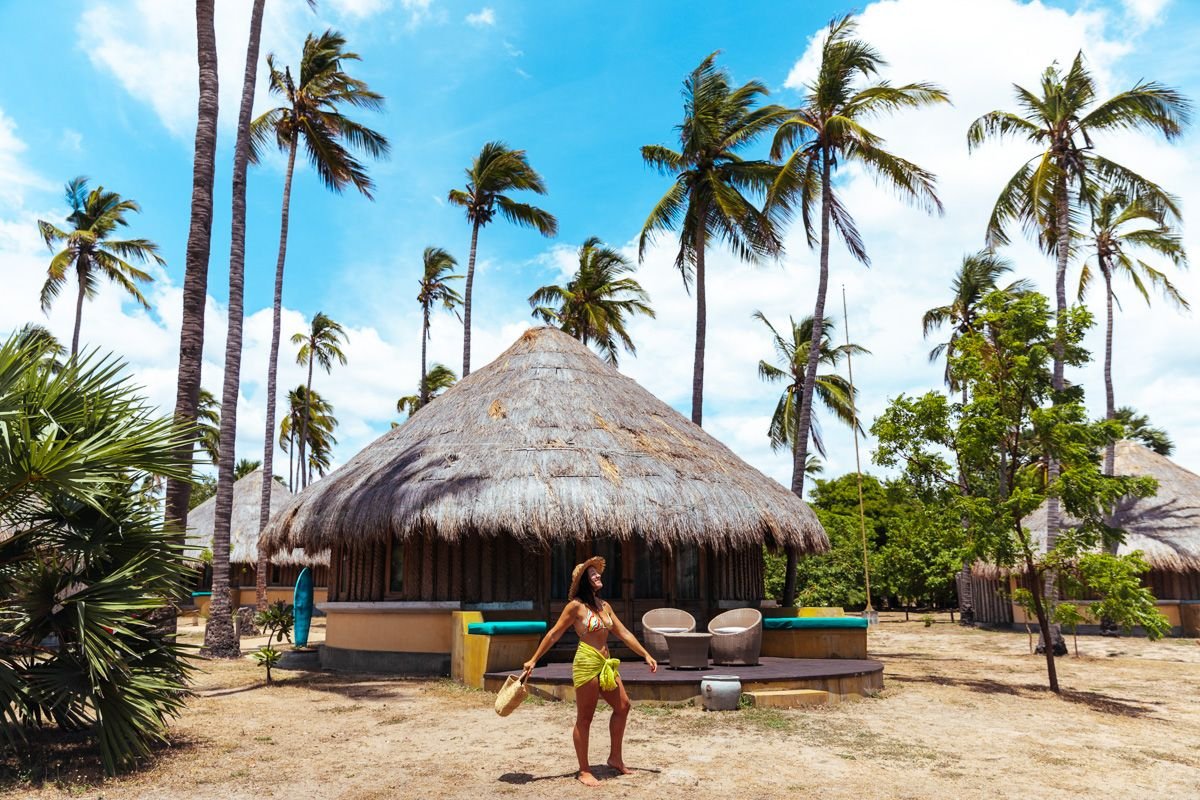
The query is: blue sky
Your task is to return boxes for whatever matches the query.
[1,0,1197,491]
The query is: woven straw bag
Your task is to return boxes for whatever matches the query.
[494,672,529,716]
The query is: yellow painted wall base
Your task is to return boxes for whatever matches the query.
[450,612,541,689]
[761,628,867,659]
[190,587,327,617]
[1011,599,1182,628]
[324,610,452,653]
[450,611,484,683]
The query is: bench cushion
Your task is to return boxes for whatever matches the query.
[467,621,547,636]
[763,617,867,630]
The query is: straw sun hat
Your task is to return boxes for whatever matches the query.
[567,556,606,600]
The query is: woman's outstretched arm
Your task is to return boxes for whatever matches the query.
[607,604,658,672]
[522,602,577,673]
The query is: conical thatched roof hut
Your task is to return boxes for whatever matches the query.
[187,469,327,567]
[968,441,1200,633]
[265,327,826,554]
[263,327,828,673]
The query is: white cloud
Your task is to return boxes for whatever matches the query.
[59,129,84,154]
[78,0,313,137]
[503,40,523,57]
[0,110,53,210]
[327,0,392,18]
[465,7,495,27]
[1121,0,1170,27]
[400,0,435,27]
[515,67,531,79]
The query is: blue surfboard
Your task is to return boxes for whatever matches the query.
[293,567,314,647]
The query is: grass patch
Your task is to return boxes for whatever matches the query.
[327,704,364,714]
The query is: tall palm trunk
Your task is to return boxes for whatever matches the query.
[420,305,430,407]
[784,150,833,607]
[71,261,87,357]
[691,223,707,426]
[164,0,218,546]
[288,427,295,492]
[298,356,315,489]
[257,134,299,606]
[461,219,481,377]
[1102,262,1116,476]
[206,0,267,652]
[1039,173,1071,652]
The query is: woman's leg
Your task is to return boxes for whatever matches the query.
[598,676,632,774]
[574,678,601,787]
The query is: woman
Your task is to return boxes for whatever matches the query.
[522,556,658,787]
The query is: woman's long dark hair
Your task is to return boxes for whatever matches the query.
[576,570,602,610]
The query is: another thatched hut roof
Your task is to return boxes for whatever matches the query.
[1019,440,1200,573]
[187,469,328,566]
[263,327,827,555]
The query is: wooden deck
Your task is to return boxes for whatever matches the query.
[484,656,883,702]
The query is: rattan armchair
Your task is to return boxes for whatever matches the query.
[707,608,763,666]
[641,608,697,663]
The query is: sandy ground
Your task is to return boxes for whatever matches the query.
[4,613,1199,800]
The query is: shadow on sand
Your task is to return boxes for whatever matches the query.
[499,764,662,785]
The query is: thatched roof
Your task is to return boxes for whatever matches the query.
[187,469,328,566]
[263,327,828,555]
[1018,440,1200,573]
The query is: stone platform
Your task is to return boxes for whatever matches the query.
[484,656,883,703]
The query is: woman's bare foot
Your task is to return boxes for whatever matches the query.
[607,758,632,775]
[577,770,601,787]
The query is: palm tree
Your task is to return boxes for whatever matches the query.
[416,247,463,408]
[37,177,164,356]
[164,0,219,538]
[640,52,788,426]
[280,385,338,488]
[196,387,220,464]
[968,52,1189,590]
[396,364,457,418]
[291,313,347,490]
[249,28,385,609]
[1114,406,1174,456]
[235,458,262,480]
[530,237,655,366]
[923,252,1032,401]
[1078,189,1187,474]
[755,311,867,463]
[770,15,947,604]
[209,0,289,647]
[448,142,557,377]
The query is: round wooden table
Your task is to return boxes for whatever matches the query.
[664,632,712,669]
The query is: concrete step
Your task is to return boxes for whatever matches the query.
[742,688,831,709]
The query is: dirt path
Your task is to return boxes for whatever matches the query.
[5,614,1199,800]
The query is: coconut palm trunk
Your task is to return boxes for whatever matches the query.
[206,0,267,654]
[420,305,430,407]
[462,219,481,377]
[1102,261,1116,475]
[691,225,706,426]
[69,262,88,357]
[298,354,315,489]
[784,152,833,606]
[164,0,218,535]
[256,134,298,607]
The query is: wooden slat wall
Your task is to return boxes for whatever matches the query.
[327,540,387,602]
[714,547,764,601]
[969,575,1013,624]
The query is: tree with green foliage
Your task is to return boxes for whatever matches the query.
[449,142,557,377]
[37,177,165,357]
[968,53,1189,575]
[291,312,347,491]
[769,15,948,605]
[0,334,195,774]
[530,237,655,366]
[416,247,463,408]
[756,311,866,462]
[280,385,337,491]
[195,387,220,464]
[873,290,1156,692]
[247,29,387,617]
[1113,406,1174,456]
[640,51,787,427]
[396,364,457,419]
[1077,188,1187,474]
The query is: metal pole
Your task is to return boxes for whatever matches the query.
[842,285,876,625]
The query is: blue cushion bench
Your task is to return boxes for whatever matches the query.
[467,621,547,636]
[761,616,868,659]
[764,617,867,630]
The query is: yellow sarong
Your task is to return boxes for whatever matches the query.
[572,641,620,691]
